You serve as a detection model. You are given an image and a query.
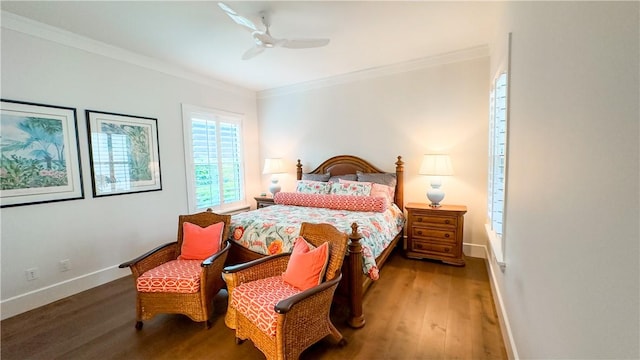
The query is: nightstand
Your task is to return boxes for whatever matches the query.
[254,196,275,209]
[405,203,467,266]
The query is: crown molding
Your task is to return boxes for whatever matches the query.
[258,45,490,99]
[2,10,489,101]
[1,11,255,99]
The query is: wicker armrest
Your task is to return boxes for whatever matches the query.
[119,242,177,277]
[275,274,342,314]
[223,253,290,283]
[201,242,231,293]
[202,242,231,267]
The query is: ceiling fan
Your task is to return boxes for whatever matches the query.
[218,2,330,60]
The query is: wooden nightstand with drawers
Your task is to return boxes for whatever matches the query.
[405,203,467,266]
[254,196,275,209]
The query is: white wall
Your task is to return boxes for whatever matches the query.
[0,25,260,319]
[257,52,490,255]
[488,2,639,358]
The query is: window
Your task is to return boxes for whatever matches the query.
[182,104,245,213]
[486,34,511,269]
[488,72,508,238]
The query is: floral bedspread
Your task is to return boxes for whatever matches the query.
[229,204,405,280]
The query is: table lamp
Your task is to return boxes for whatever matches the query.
[418,154,453,207]
[263,158,286,196]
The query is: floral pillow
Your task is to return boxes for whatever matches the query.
[331,180,372,196]
[296,180,331,194]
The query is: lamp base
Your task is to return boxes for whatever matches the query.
[269,178,281,197]
[427,182,445,208]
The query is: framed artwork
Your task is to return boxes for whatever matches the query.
[86,110,162,197]
[0,99,84,207]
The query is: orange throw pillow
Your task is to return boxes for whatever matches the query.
[178,222,224,260]
[282,237,329,291]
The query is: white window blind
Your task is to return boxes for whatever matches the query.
[486,69,509,270]
[182,104,245,213]
[488,72,508,237]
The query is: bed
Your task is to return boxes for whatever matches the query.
[226,155,405,328]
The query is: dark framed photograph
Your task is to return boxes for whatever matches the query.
[0,99,84,207]
[86,110,161,197]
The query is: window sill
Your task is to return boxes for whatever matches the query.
[485,223,506,271]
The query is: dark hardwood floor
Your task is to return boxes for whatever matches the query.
[1,251,507,360]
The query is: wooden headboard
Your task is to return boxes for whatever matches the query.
[295,155,404,211]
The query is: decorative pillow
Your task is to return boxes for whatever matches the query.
[371,183,395,206]
[274,192,387,212]
[329,174,357,183]
[356,171,397,188]
[331,180,372,196]
[282,237,329,291]
[178,221,224,260]
[302,172,330,182]
[295,180,331,194]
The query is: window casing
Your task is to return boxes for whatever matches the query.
[486,68,509,269]
[182,104,246,213]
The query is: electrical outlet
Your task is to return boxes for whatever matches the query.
[25,267,39,281]
[59,259,71,272]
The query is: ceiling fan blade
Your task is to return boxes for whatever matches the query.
[218,2,258,32]
[242,46,266,60]
[280,38,330,49]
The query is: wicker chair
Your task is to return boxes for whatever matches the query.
[222,222,354,360]
[119,209,231,330]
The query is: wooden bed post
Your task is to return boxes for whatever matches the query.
[347,222,365,328]
[395,156,404,211]
[296,159,303,180]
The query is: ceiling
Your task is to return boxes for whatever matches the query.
[1,1,502,92]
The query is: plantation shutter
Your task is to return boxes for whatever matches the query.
[183,104,245,212]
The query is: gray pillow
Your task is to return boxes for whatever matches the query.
[329,174,357,183]
[302,172,330,182]
[356,171,397,188]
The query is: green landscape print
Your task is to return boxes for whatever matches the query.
[1,114,70,191]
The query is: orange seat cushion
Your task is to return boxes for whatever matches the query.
[178,221,224,260]
[136,260,201,293]
[230,276,301,337]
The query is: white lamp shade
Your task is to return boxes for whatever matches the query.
[262,158,286,174]
[418,154,453,176]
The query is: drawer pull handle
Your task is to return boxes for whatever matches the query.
[445,234,450,238]
[445,220,450,224]
[417,217,423,222]
[417,230,423,235]
[445,248,450,252]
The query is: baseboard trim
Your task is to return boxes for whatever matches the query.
[0,265,129,320]
[463,242,487,259]
[482,244,520,360]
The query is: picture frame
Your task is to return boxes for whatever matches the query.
[0,99,84,207]
[86,110,162,197]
